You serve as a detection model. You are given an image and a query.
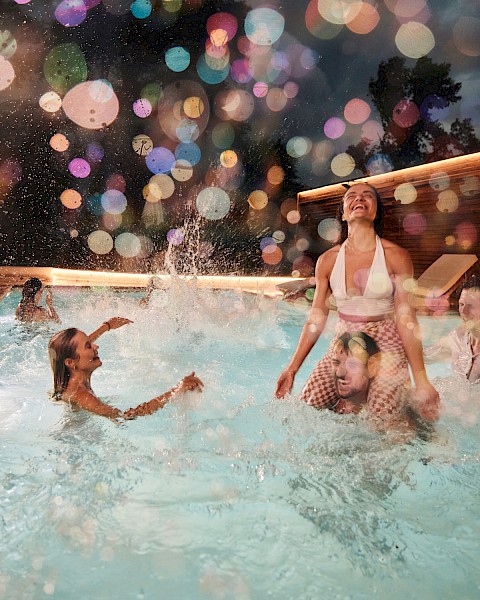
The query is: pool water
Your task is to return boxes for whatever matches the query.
[1,286,479,599]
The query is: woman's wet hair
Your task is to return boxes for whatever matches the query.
[336,183,384,243]
[48,328,79,397]
[20,277,43,302]
[16,278,43,319]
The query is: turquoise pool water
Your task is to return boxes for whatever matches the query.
[1,286,479,599]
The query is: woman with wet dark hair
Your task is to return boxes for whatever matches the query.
[276,182,439,426]
[15,277,61,323]
[48,317,203,420]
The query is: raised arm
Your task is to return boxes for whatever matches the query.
[45,288,61,323]
[390,246,440,421]
[89,317,133,341]
[275,251,334,398]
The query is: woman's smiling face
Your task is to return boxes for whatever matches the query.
[70,331,102,372]
[342,183,378,223]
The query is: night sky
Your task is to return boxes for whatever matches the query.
[1,0,479,273]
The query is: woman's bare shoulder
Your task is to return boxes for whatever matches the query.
[381,238,411,259]
[315,245,340,277]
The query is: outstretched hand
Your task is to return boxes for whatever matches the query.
[275,369,295,399]
[176,372,204,394]
[45,287,54,307]
[106,317,133,330]
[413,382,440,422]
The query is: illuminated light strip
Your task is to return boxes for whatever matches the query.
[298,151,480,204]
[0,266,302,296]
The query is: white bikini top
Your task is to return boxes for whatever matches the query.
[329,236,395,318]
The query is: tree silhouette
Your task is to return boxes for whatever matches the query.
[346,56,480,174]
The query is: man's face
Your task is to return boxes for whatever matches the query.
[332,345,370,401]
[459,289,480,327]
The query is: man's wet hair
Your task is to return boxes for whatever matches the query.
[334,331,380,363]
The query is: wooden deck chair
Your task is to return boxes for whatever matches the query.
[412,254,478,311]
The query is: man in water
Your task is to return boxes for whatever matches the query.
[425,278,480,383]
[331,331,380,414]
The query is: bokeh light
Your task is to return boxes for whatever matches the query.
[305,0,343,40]
[436,190,459,213]
[459,176,479,196]
[50,134,70,152]
[115,232,141,257]
[55,0,88,27]
[175,142,201,166]
[0,31,16,60]
[420,94,449,122]
[395,22,435,58]
[165,47,190,72]
[196,187,230,220]
[366,153,394,175]
[132,134,153,156]
[207,12,238,43]
[106,173,126,192]
[244,8,285,46]
[394,183,417,204]
[286,136,312,158]
[147,174,175,200]
[429,171,450,191]
[392,99,420,128]
[272,230,285,243]
[344,98,371,124]
[220,150,238,168]
[130,0,152,19]
[452,17,480,57]
[331,153,355,177]
[86,142,104,163]
[318,218,341,242]
[267,166,284,185]
[146,147,176,174]
[133,98,152,118]
[318,0,363,25]
[253,81,269,98]
[158,80,209,141]
[39,91,62,113]
[60,189,82,209]
[324,117,346,139]
[88,230,113,254]
[346,3,380,34]
[455,222,477,250]
[248,190,268,210]
[44,43,87,94]
[101,189,127,214]
[68,158,91,178]
[63,80,119,129]
[167,228,185,245]
[403,213,427,235]
[171,159,193,182]
[262,244,282,265]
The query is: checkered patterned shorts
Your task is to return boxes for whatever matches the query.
[299,318,411,419]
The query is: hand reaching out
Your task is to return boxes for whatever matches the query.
[45,288,54,308]
[176,372,204,394]
[105,317,133,330]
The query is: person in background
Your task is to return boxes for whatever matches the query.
[48,317,203,420]
[424,278,480,383]
[0,285,12,303]
[139,276,161,307]
[15,277,61,323]
[275,182,439,426]
[331,331,380,415]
